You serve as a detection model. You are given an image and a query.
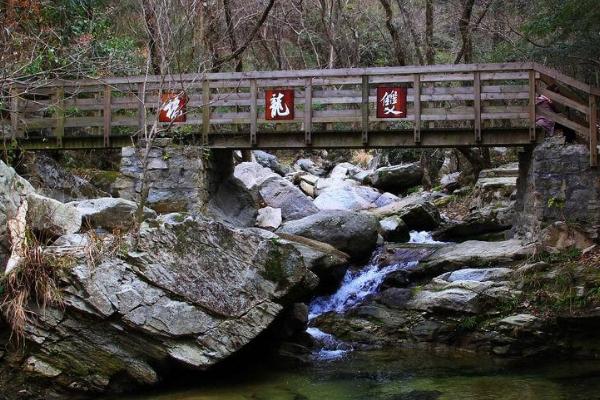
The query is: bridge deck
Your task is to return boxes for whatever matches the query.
[1,62,598,163]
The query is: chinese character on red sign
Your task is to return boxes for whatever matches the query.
[265,89,294,120]
[159,92,188,123]
[376,87,407,119]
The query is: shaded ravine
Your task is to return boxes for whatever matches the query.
[306,231,442,360]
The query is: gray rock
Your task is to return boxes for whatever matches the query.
[497,314,540,328]
[69,197,156,231]
[276,232,349,282]
[23,356,62,378]
[256,207,282,230]
[368,162,423,193]
[234,162,279,191]
[294,158,326,177]
[368,194,441,231]
[277,210,379,261]
[374,192,400,208]
[408,287,480,313]
[252,150,290,176]
[20,153,108,202]
[0,160,35,267]
[259,177,319,221]
[433,205,513,241]
[440,172,461,192]
[52,233,91,247]
[26,193,82,237]
[11,215,314,394]
[377,288,412,309]
[313,184,380,211]
[208,177,259,227]
[420,239,533,276]
[437,267,512,283]
[379,216,410,243]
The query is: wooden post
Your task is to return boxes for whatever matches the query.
[529,70,537,142]
[473,71,481,143]
[53,86,65,147]
[137,83,146,136]
[202,80,210,146]
[361,75,369,146]
[590,94,598,167]
[103,85,111,147]
[413,74,421,144]
[9,86,19,139]
[304,78,312,146]
[250,79,257,146]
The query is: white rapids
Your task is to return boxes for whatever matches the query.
[306,231,440,360]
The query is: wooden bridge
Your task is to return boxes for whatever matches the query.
[2,62,599,165]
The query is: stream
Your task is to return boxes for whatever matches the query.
[117,232,600,400]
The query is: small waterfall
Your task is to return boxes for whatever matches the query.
[306,231,441,360]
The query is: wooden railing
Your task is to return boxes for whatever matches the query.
[1,62,598,164]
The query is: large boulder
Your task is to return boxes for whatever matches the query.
[234,162,279,192]
[0,161,35,267]
[367,162,423,193]
[313,184,381,211]
[407,267,516,313]
[367,194,441,231]
[417,239,534,278]
[433,205,513,241]
[2,215,316,397]
[207,177,259,227]
[277,210,378,261]
[378,216,410,243]
[20,152,108,202]
[258,177,319,221]
[26,193,82,238]
[68,197,157,231]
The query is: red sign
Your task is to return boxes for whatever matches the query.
[265,89,294,120]
[376,87,407,119]
[159,92,188,123]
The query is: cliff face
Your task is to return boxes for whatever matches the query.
[0,214,316,399]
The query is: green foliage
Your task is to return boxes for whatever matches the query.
[547,196,566,210]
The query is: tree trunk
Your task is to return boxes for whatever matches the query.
[425,0,435,65]
[378,0,406,66]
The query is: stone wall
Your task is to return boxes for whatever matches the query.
[114,140,232,214]
[513,136,600,242]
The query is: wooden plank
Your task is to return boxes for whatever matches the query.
[536,108,588,136]
[304,78,312,145]
[590,95,598,167]
[413,74,421,143]
[103,85,111,146]
[202,80,210,145]
[250,79,257,146]
[43,62,534,87]
[209,127,537,150]
[53,86,65,147]
[529,70,536,142]
[9,86,20,138]
[474,71,481,142]
[538,86,590,114]
[137,83,146,135]
[361,75,369,145]
[533,63,593,95]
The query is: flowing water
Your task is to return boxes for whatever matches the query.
[118,232,600,400]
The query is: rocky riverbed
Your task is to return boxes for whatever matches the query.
[2,138,600,399]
